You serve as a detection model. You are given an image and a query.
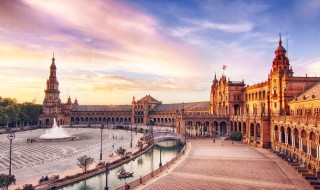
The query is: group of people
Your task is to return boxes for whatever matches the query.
[212,138,234,147]
[27,138,34,143]
[39,175,49,183]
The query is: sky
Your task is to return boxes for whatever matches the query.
[0,0,320,105]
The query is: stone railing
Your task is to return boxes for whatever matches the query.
[272,115,319,126]
[116,145,187,190]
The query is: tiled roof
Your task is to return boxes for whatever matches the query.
[153,101,210,111]
[137,95,160,103]
[290,81,320,103]
[72,105,132,112]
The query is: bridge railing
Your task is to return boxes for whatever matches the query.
[116,144,187,190]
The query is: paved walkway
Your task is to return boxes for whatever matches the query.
[0,128,142,189]
[140,138,312,190]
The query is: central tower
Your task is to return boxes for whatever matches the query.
[39,54,63,126]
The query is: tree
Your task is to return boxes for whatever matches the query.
[115,147,126,158]
[14,184,35,190]
[0,174,16,189]
[230,131,243,141]
[77,156,94,173]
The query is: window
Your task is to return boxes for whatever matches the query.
[274,102,277,108]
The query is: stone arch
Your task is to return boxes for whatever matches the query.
[214,121,219,133]
[301,129,307,153]
[287,127,292,145]
[234,104,240,115]
[220,121,227,135]
[230,122,234,132]
[250,123,254,138]
[256,123,261,138]
[294,128,299,148]
[274,125,279,141]
[45,118,50,126]
[280,126,285,143]
[309,131,316,158]
[243,122,247,134]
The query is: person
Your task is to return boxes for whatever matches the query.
[232,140,234,145]
[221,141,223,147]
[213,138,215,143]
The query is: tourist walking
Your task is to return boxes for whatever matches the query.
[221,141,223,147]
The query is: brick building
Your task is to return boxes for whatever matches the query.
[39,36,320,172]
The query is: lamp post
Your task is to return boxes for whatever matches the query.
[105,162,109,190]
[184,121,187,144]
[7,131,15,176]
[130,123,133,148]
[159,147,162,167]
[100,124,104,161]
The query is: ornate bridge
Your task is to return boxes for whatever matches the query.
[153,130,185,144]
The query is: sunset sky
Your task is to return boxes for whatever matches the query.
[1,0,320,105]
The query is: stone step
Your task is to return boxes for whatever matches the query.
[310,180,320,186]
[306,176,318,181]
[295,166,307,170]
[313,185,320,190]
[302,173,315,177]
[291,162,300,166]
[298,169,309,173]
[278,154,286,158]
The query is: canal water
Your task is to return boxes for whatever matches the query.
[59,140,183,190]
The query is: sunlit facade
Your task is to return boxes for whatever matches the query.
[39,37,320,172]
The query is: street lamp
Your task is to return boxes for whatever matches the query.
[100,124,104,161]
[130,123,133,148]
[7,132,15,176]
[105,162,109,190]
[159,147,162,167]
[184,121,187,144]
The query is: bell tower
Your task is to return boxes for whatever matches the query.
[210,72,218,115]
[40,53,63,126]
[269,35,293,115]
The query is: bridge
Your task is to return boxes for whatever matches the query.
[152,130,185,145]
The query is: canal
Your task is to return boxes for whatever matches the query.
[58,140,183,190]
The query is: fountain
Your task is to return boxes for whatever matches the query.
[39,118,78,141]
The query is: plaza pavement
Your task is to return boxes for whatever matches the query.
[0,128,143,189]
[139,138,312,190]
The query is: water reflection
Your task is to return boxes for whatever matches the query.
[59,140,183,190]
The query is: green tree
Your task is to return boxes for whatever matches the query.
[0,174,16,189]
[77,156,94,173]
[230,131,243,141]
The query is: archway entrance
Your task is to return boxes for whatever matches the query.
[220,121,227,135]
[45,119,50,126]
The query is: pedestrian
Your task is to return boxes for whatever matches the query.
[213,138,215,143]
[221,141,223,147]
[232,140,234,145]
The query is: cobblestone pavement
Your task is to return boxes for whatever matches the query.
[0,128,142,188]
[143,139,312,190]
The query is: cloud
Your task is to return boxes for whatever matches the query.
[185,19,253,33]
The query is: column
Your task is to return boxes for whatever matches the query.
[273,130,276,141]
[307,140,311,154]
[285,133,288,144]
[299,137,302,151]
[317,143,320,160]
[292,135,295,147]
[279,132,282,142]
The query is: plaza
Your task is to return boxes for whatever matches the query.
[140,138,312,190]
[0,127,143,189]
